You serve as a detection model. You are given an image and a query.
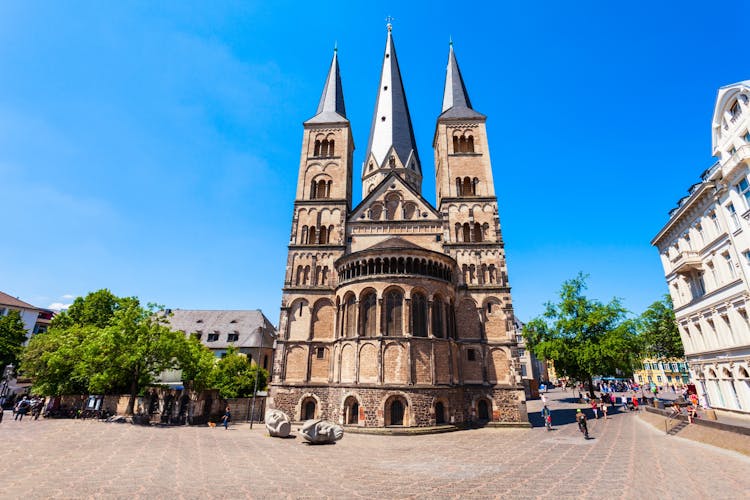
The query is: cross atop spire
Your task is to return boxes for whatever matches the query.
[306,48,348,124]
[440,42,484,120]
[386,15,394,32]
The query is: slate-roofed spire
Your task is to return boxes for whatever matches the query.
[440,42,485,119]
[306,48,347,124]
[362,25,421,187]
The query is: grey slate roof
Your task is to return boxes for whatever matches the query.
[305,50,348,124]
[440,44,485,120]
[362,30,421,174]
[166,309,276,350]
[0,291,38,310]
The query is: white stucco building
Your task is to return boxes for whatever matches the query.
[652,81,750,417]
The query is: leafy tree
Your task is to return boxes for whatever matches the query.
[522,273,642,397]
[0,310,28,368]
[638,295,684,359]
[22,325,92,395]
[210,346,268,399]
[50,289,131,330]
[177,335,217,392]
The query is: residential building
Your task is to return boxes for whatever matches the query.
[633,358,691,388]
[270,25,526,429]
[652,81,750,416]
[166,309,277,371]
[0,290,52,340]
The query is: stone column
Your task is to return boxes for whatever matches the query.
[354,300,360,338]
[427,300,434,338]
[376,297,383,336]
[404,298,412,336]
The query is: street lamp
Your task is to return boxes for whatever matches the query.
[249,329,264,429]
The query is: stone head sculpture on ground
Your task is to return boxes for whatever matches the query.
[299,419,344,444]
[265,409,291,438]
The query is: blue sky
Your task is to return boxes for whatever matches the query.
[0,1,745,322]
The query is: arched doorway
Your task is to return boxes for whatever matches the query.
[477,399,490,421]
[344,396,359,425]
[435,401,446,425]
[390,400,405,426]
[302,398,316,420]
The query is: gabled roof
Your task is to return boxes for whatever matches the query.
[305,49,348,125]
[350,171,440,221]
[362,29,421,175]
[367,236,426,251]
[439,43,485,120]
[0,291,37,310]
[166,309,277,350]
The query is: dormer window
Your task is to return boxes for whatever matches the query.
[207,332,219,342]
[227,332,239,342]
[230,319,237,324]
[196,319,203,323]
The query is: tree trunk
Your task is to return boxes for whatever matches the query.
[587,375,596,398]
[125,365,140,416]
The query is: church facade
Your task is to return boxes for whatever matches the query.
[269,26,528,429]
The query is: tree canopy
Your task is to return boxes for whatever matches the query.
[210,346,268,399]
[0,309,28,369]
[20,289,216,414]
[522,273,642,396]
[638,295,684,359]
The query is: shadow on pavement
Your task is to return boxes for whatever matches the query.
[529,405,631,428]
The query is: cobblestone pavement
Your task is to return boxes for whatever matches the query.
[1,391,749,500]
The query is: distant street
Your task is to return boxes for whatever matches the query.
[1,391,749,499]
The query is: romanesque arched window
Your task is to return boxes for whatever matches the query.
[459,135,467,152]
[385,193,399,220]
[473,222,482,242]
[319,226,328,245]
[308,226,317,245]
[345,294,356,337]
[316,179,328,199]
[455,177,462,195]
[327,139,335,156]
[455,223,462,242]
[300,225,308,245]
[327,225,334,244]
[453,136,459,153]
[488,264,497,284]
[303,265,310,285]
[320,266,329,285]
[412,292,428,337]
[314,140,321,157]
[295,265,304,285]
[463,223,471,243]
[310,180,317,199]
[467,135,475,153]
[432,297,444,338]
[462,177,472,196]
[385,290,403,336]
[360,292,377,336]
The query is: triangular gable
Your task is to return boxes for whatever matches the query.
[350,172,441,222]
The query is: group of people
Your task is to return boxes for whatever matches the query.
[3,396,45,422]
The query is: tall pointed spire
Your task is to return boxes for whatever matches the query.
[362,26,421,192]
[306,48,347,124]
[440,42,484,119]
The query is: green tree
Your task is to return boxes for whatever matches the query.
[638,295,684,359]
[22,325,92,395]
[0,310,28,368]
[177,335,217,392]
[210,346,268,399]
[522,273,642,397]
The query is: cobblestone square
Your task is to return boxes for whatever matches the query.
[2,391,748,499]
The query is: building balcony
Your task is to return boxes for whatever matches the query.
[722,144,750,177]
[671,251,702,275]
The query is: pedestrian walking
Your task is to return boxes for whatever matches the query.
[14,397,30,421]
[222,405,231,430]
[576,409,589,439]
[591,399,599,419]
[541,405,552,431]
[601,400,608,419]
[632,396,639,412]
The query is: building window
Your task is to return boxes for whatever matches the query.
[411,293,428,337]
[467,348,477,361]
[728,203,740,230]
[724,252,737,279]
[695,223,704,244]
[207,333,219,342]
[744,131,750,142]
[730,100,742,121]
[710,211,720,232]
[316,347,325,359]
[739,178,750,208]
[385,290,403,336]
[227,332,239,342]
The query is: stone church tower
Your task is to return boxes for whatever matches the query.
[270,26,527,430]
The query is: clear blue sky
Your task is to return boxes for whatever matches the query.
[1,1,745,322]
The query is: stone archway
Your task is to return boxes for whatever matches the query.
[384,395,409,426]
[344,395,360,425]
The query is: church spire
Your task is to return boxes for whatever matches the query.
[440,42,484,119]
[306,48,347,124]
[362,26,422,193]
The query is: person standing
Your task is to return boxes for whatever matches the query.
[576,409,589,439]
[222,405,231,430]
[541,405,552,431]
[591,399,599,419]
[14,397,29,421]
[601,400,608,419]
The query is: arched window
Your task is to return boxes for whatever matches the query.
[328,139,335,156]
[459,136,467,152]
[303,399,316,420]
[403,202,416,219]
[316,180,328,199]
[473,178,479,195]
[314,140,321,157]
[320,266,329,285]
[326,180,332,197]
[295,265,304,285]
[385,290,403,335]
[345,295,356,337]
[453,136,459,153]
[360,292,377,336]
[435,401,446,424]
[412,293,428,337]
[300,226,308,245]
[328,225,334,243]
[319,226,328,245]
[303,265,310,285]
[310,180,317,199]
[455,223,462,241]
[385,194,399,220]
[474,222,482,242]
[308,226,316,245]
[467,135,475,153]
[432,298,444,338]
[462,177,472,196]
[463,223,471,243]
[455,177,462,195]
